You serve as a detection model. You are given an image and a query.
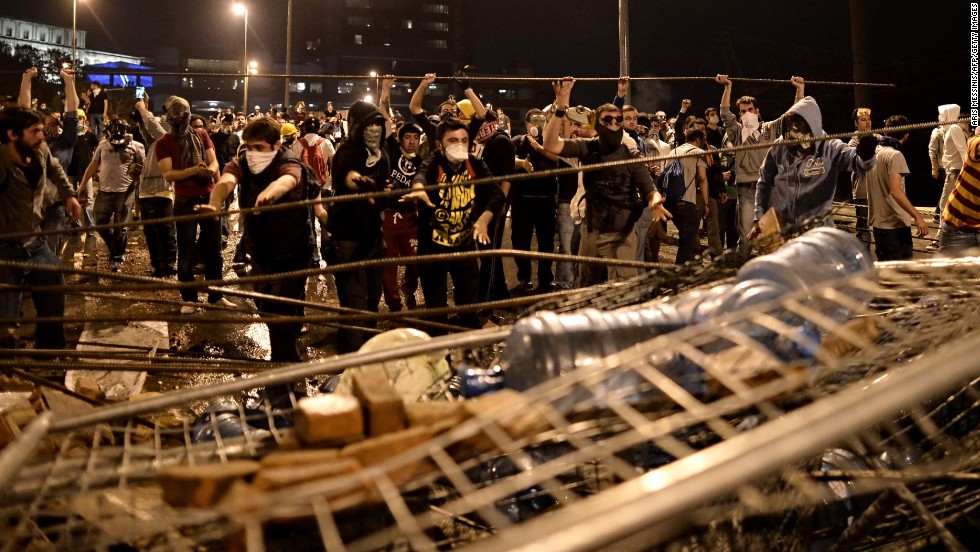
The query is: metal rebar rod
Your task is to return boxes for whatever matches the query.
[463,330,980,552]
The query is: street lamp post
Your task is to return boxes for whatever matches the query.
[233,3,249,112]
[72,0,84,68]
[248,61,258,113]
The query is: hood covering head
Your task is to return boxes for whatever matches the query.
[781,96,825,140]
[938,104,960,130]
[346,100,386,145]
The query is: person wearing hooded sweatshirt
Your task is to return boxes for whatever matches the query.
[938,104,969,216]
[542,78,669,287]
[750,96,877,235]
[402,117,505,330]
[155,95,230,313]
[326,100,390,353]
[717,74,805,244]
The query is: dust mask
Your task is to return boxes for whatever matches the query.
[246,150,277,174]
[444,143,469,164]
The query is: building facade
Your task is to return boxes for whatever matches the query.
[0,17,144,75]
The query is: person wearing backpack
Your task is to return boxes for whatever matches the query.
[297,117,335,267]
[198,116,315,369]
[660,128,710,264]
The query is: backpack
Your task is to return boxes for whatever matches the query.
[299,136,329,186]
[656,148,695,204]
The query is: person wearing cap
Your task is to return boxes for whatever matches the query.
[280,122,301,157]
[155,95,231,313]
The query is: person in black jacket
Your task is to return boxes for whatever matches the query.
[402,118,505,329]
[325,100,390,353]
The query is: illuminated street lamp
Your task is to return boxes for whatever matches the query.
[232,3,249,112]
[72,0,87,68]
[369,70,378,102]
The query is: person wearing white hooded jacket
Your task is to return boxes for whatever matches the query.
[750,96,877,235]
[938,103,969,215]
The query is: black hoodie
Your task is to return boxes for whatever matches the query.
[329,101,390,241]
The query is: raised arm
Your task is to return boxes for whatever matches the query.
[409,73,436,115]
[61,67,79,113]
[379,74,395,136]
[456,72,486,120]
[543,77,574,155]
[18,67,37,108]
[791,76,805,105]
[613,76,628,109]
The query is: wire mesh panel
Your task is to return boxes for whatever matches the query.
[1,257,979,551]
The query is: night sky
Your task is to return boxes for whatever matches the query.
[3,0,970,202]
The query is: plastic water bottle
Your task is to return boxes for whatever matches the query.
[500,305,687,393]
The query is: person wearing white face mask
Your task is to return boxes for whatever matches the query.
[325,100,391,353]
[716,74,805,245]
[199,116,317,375]
[401,117,506,330]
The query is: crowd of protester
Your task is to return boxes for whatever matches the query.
[1,66,976,357]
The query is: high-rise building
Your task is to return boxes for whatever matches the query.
[288,0,471,112]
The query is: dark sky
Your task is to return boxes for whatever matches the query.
[5,0,967,128]
[3,0,969,202]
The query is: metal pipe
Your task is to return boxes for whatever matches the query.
[464,330,980,552]
[0,412,52,493]
[50,327,509,433]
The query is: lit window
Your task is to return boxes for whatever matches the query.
[423,4,449,14]
[402,19,413,29]
[354,34,363,45]
[425,39,447,49]
[423,22,449,32]
[306,40,314,50]
[338,82,354,94]
[311,83,323,94]
[296,82,307,92]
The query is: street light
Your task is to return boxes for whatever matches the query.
[232,3,249,112]
[369,70,378,103]
[72,0,86,68]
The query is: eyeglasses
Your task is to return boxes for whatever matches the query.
[600,115,624,124]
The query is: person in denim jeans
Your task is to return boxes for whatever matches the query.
[937,129,980,255]
[0,107,83,349]
[80,119,145,272]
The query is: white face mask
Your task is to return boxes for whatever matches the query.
[708,115,720,125]
[444,143,469,164]
[245,150,277,174]
[741,112,760,131]
[528,125,541,138]
[363,124,382,152]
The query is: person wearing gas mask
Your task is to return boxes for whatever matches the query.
[19,66,80,255]
[717,74,805,244]
[543,78,670,287]
[155,96,229,313]
[325,99,390,353]
[510,108,559,292]
[79,118,145,273]
[750,96,878,238]
[401,118,505,330]
[198,116,315,369]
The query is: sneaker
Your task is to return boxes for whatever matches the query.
[180,305,197,315]
[109,261,122,273]
[925,242,940,253]
[209,297,237,308]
